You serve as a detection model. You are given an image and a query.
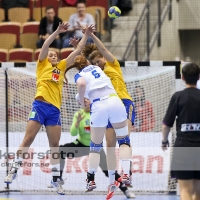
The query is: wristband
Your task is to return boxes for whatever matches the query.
[162,140,169,147]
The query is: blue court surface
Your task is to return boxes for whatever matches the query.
[0,194,180,200]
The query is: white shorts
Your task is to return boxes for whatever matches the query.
[90,96,127,127]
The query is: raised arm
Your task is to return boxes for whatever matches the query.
[69,36,80,49]
[70,112,79,136]
[87,30,114,63]
[76,77,86,108]
[65,34,88,66]
[66,24,95,66]
[38,22,69,62]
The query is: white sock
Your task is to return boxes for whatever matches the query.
[88,168,96,174]
[108,170,115,184]
[52,163,60,177]
[14,156,23,163]
[52,163,60,170]
[121,160,130,175]
[10,157,23,172]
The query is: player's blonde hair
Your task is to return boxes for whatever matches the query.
[64,55,88,83]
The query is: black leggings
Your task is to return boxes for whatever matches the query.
[59,139,108,178]
[59,139,128,192]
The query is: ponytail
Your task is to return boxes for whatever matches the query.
[64,55,88,84]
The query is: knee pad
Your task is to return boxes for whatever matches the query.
[90,141,103,153]
[117,135,130,147]
[114,126,128,137]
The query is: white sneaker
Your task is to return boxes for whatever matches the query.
[4,171,17,184]
[50,179,65,195]
[58,177,65,185]
[121,174,132,187]
[124,190,135,198]
[47,178,65,188]
[4,162,21,184]
[106,181,120,200]
[85,180,96,192]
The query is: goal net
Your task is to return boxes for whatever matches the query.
[0,65,176,194]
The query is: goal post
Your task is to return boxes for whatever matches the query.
[0,63,177,194]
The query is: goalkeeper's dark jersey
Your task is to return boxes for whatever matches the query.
[163,87,200,143]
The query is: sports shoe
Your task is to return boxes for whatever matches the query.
[124,190,135,198]
[4,171,18,184]
[85,180,96,192]
[118,174,133,188]
[58,177,65,185]
[106,181,120,200]
[50,179,65,195]
[4,161,21,184]
[47,177,65,188]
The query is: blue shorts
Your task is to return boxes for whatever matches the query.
[28,100,61,126]
[107,99,135,129]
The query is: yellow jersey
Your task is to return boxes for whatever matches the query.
[35,58,67,109]
[104,58,132,101]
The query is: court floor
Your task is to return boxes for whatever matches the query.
[0,194,180,200]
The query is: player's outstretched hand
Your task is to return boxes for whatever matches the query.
[82,24,96,36]
[69,36,80,49]
[76,110,85,122]
[57,22,69,33]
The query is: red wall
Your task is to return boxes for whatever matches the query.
[62,0,108,11]
[86,0,108,10]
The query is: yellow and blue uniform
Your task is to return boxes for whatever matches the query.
[104,58,135,127]
[29,57,66,126]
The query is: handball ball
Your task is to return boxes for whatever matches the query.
[108,6,121,19]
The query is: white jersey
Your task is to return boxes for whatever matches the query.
[74,65,115,96]
[197,80,200,90]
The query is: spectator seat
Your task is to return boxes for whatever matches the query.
[20,33,38,50]
[58,7,76,22]
[86,6,106,34]
[0,8,5,22]
[9,48,33,62]
[29,0,35,20]
[0,33,16,49]
[0,49,8,62]
[0,22,21,46]
[34,0,59,16]
[60,48,73,60]
[33,7,46,22]
[22,22,39,33]
[8,8,30,23]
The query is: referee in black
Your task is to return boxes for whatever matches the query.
[162,63,200,200]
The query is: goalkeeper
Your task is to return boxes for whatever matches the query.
[59,94,135,198]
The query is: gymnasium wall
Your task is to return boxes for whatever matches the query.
[150,0,181,61]
[150,0,200,66]
[178,0,200,30]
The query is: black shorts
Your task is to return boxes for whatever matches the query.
[59,139,90,158]
[171,139,200,180]
[171,170,200,180]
